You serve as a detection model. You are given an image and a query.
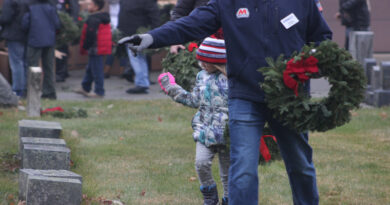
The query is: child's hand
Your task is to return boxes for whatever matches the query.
[158,72,176,94]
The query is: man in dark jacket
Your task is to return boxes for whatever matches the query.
[119,0,332,204]
[51,0,80,82]
[0,0,28,97]
[118,0,159,94]
[22,0,61,99]
[336,0,370,49]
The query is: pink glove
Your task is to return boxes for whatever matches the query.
[158,72,176,94]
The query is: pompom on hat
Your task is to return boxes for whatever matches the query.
[196,32,226,64]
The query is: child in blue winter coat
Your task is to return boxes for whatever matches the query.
[158,36,229,205]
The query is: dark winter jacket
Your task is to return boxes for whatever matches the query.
[0,0,28,42]
[149,0,332,102]
[51,0,80,21]
[339,0,370,29]
[80,12,112,56]
[22,0,61,47]
[170,0,209,21]
[117,0,160,36]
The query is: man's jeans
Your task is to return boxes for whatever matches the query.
[27,46,55,96]
[126,48,149,88]
[228,98,319,205]
[82,55,105,96]
[7,41,27,96]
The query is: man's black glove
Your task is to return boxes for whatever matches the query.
[118,34,154,53]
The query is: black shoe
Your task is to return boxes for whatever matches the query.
[122,73,134,83]
[56,75,65,83]
[41,93,57,100]
[200,184,219,205]
[104,73,110,79]
[126,86,148,94]
[222,197,228,205]
[150,80,156,85]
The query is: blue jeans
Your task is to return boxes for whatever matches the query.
[228,98,319,205]
[82,55,104,96]
[126,48,149,88]
[105,55,128,67]
[7,41,27,96]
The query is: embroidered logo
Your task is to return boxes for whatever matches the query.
[236,8,250,19]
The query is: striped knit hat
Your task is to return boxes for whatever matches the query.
[196,37,226,64]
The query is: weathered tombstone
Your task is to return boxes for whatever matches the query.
[380,61,390,90]
[349,31,374,65]
[19,120,62,139]
[371,66,381,90]
[26,175,82,205]
[363,58,376,86]
[373,90,390,107]
[27,67,42,117]
[19,137,67,159]
[22,144,70,170]
[0,73,18,107]
[19,169,82,201]
[365,90,375,105]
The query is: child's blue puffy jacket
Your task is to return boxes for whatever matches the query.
[149,0,332,102]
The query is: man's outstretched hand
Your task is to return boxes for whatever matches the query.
[118,34,154,53]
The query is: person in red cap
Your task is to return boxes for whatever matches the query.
[158,36,229,205]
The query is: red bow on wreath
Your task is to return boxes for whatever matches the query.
[188,42,199,52]
[259,135,278,162]
[283,56,319,96]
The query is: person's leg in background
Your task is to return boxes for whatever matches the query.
[80,55,94,94]
[228,99,265,205]
[266,108,319,205]
[41,46,56,99]
[7,40,27,97]
[55,45,69,82]
[218,146,230,205]
[104,54,114,79]
[126,47,149,94]
[89,55,105,96]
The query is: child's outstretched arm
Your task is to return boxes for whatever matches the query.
[159,72,200,108]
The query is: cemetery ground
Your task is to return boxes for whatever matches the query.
[1,99,389,205]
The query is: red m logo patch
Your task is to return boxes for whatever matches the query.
[236,8,250,19]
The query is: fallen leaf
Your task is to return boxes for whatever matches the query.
[350,111,358,117]
[107,104,114,109]
[70,160,74,167]
[82,194,88,200]
[96,110,103,115]
[119,137,124,141]
[0,111,3,116]
[9,202,15,205]
[7,194,14,200]
[71,130,79,138]
[103,200,113,205]
[158,116,162,122]
[189,176,197,182]
[140,190,146,196]
[380,112,388,119]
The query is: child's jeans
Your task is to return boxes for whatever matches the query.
[82,55,105,96]
[195,142,230,198]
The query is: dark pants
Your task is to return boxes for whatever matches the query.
[82,55,104,96]
[27,46,55,96]
[55,45,69,79]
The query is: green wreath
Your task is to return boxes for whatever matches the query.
[259,40,366,133]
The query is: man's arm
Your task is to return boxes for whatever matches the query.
[0,0,16,25]
[148,0,220,49]
[306,0,333,44]
[170,0,196,21]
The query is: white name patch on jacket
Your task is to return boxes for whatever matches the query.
[281,13,299,29]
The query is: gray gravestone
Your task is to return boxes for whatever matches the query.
[363,58,376,86]
[373,90,390,107]
[348,31,374,65]
[365,90,375,105]
[380,61,390,90]
[371,66,381,90]
[0,73,18,107]
[26,175,82,205]
[22,145,70,170]
[19,137,67,160]
[19,120,62,139]
[19,169,82,201]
